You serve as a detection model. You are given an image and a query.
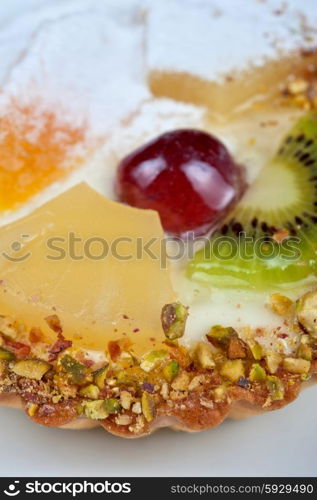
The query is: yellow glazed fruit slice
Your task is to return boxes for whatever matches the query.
[0,183,174,355]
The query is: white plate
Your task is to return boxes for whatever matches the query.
[1,386,317,477]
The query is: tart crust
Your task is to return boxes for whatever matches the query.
[1,363,316,438]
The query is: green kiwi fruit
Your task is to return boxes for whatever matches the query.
[187,113,317,288]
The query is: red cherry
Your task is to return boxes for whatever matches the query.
[116,129,244,236]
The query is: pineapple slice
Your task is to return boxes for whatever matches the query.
[0,183,174,355]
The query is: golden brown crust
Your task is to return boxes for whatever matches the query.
[0,374,315,437]
[1,309,317,438]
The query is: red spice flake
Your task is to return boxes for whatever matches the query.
[29,327,43,343]
[123,314,129,320]
[277,333,289,339]
[48,338,72,362]
[45,314,63,336]
[82,359,94,368]
[5,339,30,358]
[133,328,140,333]
[108,341,121,361]
[76,351,94,367]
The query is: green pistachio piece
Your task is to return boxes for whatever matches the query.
[27,403,39,417]
[79,384,100,399]
[283,357,311,374]
[60,355,87,384]
[249,363,266,382]
[141,392,156,422]
[104,398,121,414]
[12,359,51,380]
[0,347,15,361]
[265,352,282,374]
[247,339,263,360]
[140,350,169,373]
[299,334,311,345]
[266,376,285,400]
[297,344,312,361]
[220,359,245,382]
[206,325,236,346]
[93,366,108,390]
[194,342,215,369]
[161,302,188,340]
[213,385,228,403]
[162,360,179,382]
[296,289,317,338]
[83,400,109,420]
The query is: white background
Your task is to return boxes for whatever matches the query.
[0,0,316,477]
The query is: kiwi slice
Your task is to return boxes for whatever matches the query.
[187,113,317,288]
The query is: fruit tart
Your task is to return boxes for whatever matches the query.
[0,0,317,437]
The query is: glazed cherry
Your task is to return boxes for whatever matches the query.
[116,129,244,236]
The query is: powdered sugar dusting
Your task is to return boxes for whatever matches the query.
[147,0,317,80]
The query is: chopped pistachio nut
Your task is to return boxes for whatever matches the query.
[160,382,169,400]
[79,384,100,399]
[27,403,39,417]
[171,372,190,391]
[247,339,263,360]
[188,374,206,391]
[265,352,282,374]
[162,360,179,382]
[83,400,109,420]
[140,350,169,373]
[296,289,317,338]
[194,342,215,369]
[141,392,156,422]
[0,347,15,362]
[132,402,142,414]
[93,366,108,390]
[115,370,134,386]
[207,325,236,346]
[213,385,227,403]
[76,404,84,416]
[269,293,293,316]
[297,343,312,361]
[52,394,63,404]
[161,302,188,340]
[115,414,132,426]
[120,390,132,410]
[283,357,311,374]
[60,355,87,384]
[220,359,245,382]
[266,376,285,401]
[12,359,51,380]
[300,334,311,345]
[249,363,266,382]
[227,337,247,359]
[104,398,121,414]
[300,373,312,382]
